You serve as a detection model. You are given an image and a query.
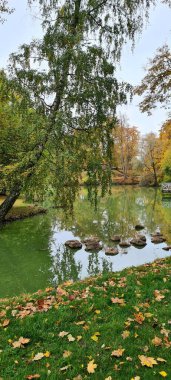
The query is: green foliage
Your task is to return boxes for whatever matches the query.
[135,45,171,114]
[0,0,14,23]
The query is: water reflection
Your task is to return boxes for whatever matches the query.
[0,186,171,297]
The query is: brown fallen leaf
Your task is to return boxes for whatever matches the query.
[152,336,162,347]
[154,290,165,302]
[0,311,6,318]
[12,337,30,349]
[138,355,158,368]
[26,375,40,379]
[75,321,85,325]
[134,312,145,324]
[2,319,10,328]
[111,348,125,357]
[87,359,97,373]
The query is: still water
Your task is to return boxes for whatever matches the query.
[0,187,171,298]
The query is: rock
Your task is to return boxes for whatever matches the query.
[65,240,82,249]
[105,248,119,256]
[162,246,170,251]
[151,236,166,244]
[119,241,131,248]
[82,236,100,244]
[151,232,163,237]
[138,235,146,242]
[110,235,121,242]
[85,242,102,251]
[135,224,145,230]
[130,238,147,247]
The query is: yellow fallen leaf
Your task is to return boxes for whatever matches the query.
[131,377,140,380]
[77,335,82,341]
[32,353,44,361]
[44,351,50,358]
[138,355,158,368]
[157,358,167,363]
[105,377,112,380]
[91,335,98,342]
[159,371,167,377]
[121,330,130,339]
[63,350,72,358]
[95,310,101,314]
[60,364,71,371]
[111,348,125,357]
[111,297,125,305]
[87,359,97,373]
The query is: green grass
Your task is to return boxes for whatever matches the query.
[0,257,171,379]
[0,196,46,222]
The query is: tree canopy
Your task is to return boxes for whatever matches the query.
[135,45,171,114]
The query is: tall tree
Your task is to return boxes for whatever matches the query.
[135,45,171,114]
[0,0,171,222]
[140,133,162,186]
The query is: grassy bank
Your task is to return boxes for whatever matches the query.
[0,197,46,222]
[0,257,171,379]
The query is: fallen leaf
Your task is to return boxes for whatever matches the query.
[87,359,97,373]
[0,311,6,318]
[157,358,167,363]
[12,337,30,349]
[60,365,71,371]
[75,321,85,325]
[77,335,82,341]
[111,348,125,357]
[63,350,72,358]
[131,377,140,380]
[105,377,112,380]
[121,330,130,339]
[44,351,50,357]
[152,336,162,347]
[91,335,99,342]
[138,355,158,368]
[32,353,44,361]
[26,375,40,379]
[67,334,75,342]
[159,371,167,377]
[154,290,165,302]
[58,331,69,337]
[95,310,101,314]
[134,313,145,324]
[111,297,125,305]
[2,319,10,328]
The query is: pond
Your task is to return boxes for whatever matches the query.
[0,186,171,298]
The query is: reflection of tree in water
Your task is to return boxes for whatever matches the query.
[50,245,82,285]
[87,252,113,277]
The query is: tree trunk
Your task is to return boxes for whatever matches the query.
[0,187,20,224]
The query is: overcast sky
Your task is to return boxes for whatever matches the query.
[0,0,171,135]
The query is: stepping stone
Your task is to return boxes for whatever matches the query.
[65,240,82,249]
[135,224,145,230]
[105,248,119,256]
[130,238,147,247]
[85,242,102,251]
[151,236,166,244]
[110,235,121,242]
[119,241,131,248]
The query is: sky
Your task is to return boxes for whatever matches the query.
[0,0,171,135]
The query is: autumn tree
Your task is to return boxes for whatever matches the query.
[140,133,162,186]
[159,119,171,180]
[113,115,140,179]
[135,45,171,114]
[1,0,171,222]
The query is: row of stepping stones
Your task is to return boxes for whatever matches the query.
[65,227,171,255]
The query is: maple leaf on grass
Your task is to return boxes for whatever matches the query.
[121,330,130,339]
[87,359,97,373]
[2,319,10,327]
[67,334,75,342]
[26,375,40,379]
[111,348,125,357]
[63,350,72,358]
[58,331,69,337]
[138,355,158,367]
[134,312,145,324]
[159,371,167,377]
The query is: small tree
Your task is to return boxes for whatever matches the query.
[140,133,162,186]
